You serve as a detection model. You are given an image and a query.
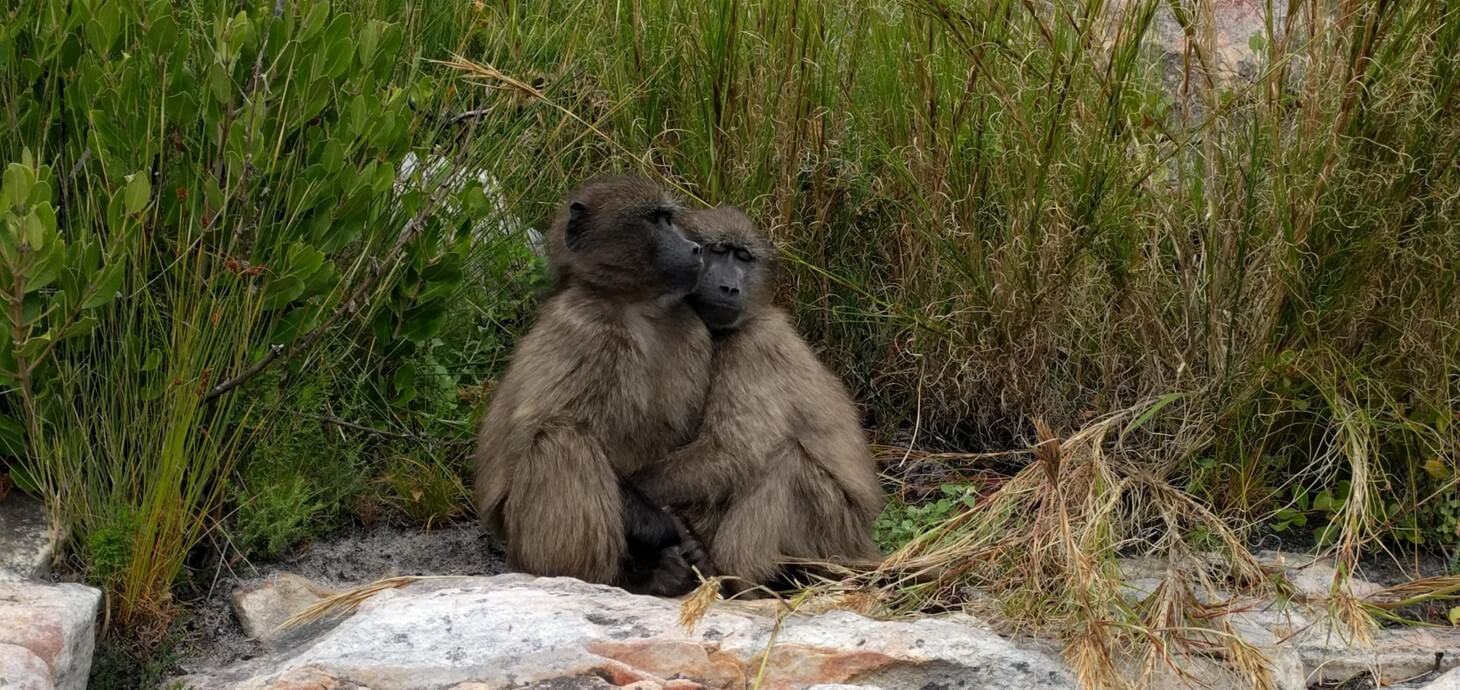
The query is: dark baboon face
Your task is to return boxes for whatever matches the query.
[549,175,704,298]
[679,207,775,333]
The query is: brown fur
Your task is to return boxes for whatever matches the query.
[632,206,886,593]
[473,176,713,593]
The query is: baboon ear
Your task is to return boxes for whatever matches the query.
[564,201,590,250]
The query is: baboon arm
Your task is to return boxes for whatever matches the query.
[632,437,757,508]
[502,421,626,584]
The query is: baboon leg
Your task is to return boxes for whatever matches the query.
[502,423,624,585]
[709,464,795,597]
[786,452,884,564]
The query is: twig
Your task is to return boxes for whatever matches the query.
[446,108,490,127]
[313,414,418,440]
[203,344,283,400]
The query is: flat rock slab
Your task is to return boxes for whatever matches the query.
[0,580,101,690]
[0,494,54,580]
[175,574,1078,690]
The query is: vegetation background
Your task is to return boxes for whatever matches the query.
[1,0,1456,686]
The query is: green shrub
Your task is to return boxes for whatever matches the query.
[0,0,522,627]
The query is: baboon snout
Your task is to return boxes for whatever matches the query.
[717,283,741,296]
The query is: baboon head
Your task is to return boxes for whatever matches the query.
[678,206,776,333]
[546,175,703,299]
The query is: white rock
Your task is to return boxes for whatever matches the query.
[231,572,340,651]
[175,573,1077,690]
[1253,550,1386,600]
[1417,664,1460,689]
[0,494,55,580]
[0,580,101,690]
[0,642,54,690]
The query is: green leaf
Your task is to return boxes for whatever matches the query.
[261,276,305,310]
[3,163,35,210]
[358,20,381,67]
[391,362,417,406]
[299,2,330,40]
[83,262,127,309]
[141,348,163,372]
[322,14,354,79]
[124,172,150,214]
[208,61,233,105]
[322,139,345,173]
[25,242,65,292]
[15,332,51,361]
[61,316,98,340]
[88,1,122,53]
[147,13,178,53]
[284,242,325,280]
[22,208,45,249]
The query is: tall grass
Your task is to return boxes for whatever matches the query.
[445,0,1458,683]
[455,0,1456,520]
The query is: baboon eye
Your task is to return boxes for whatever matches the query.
[734,249,754,262]
[647,208,672,224]
[707,243,729,255]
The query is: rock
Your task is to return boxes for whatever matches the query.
[0,580,101,690]
[175,574,1077,690]
[0,642,54,690]
[1416,664,1460,689]
[0,493,55,580]
[1294,624,1456,686]
[1253,550,1386,600]
[231,572,341,651]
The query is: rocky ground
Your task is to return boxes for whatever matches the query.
[9,488,1460,689]
[174,521,510,675]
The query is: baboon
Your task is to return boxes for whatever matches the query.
[630,206,886,594]
[473,175,715,596]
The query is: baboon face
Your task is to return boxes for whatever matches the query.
[552,175,704,298]
[680,207,774,332]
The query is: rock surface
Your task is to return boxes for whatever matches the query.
[0,493,54,580]
[176,574,1078,690]
[231,571,341,652]
[0,642,54,690]
[0,579,101,690]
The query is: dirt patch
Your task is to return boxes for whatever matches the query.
[173,521,508,675]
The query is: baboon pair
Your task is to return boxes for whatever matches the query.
[473,175,883,596]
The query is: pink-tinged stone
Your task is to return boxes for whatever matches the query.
[0,580,100,690]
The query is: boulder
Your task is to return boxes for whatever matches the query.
[1417,665,1460,690]
[0,580,101,690]
[231,571,341,651]
[176,574,1077,690]
[0,494,55,580]
[0,642,54,690]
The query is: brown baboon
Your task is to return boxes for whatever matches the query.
[473,175,715,596]
[630,206,886,594]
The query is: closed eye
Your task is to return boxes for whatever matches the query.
[734,249,754,262]
[707,243,730,255]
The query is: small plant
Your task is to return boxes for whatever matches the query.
[874,483,978,552]
[380,452,468,528]
[232,474,322,559]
